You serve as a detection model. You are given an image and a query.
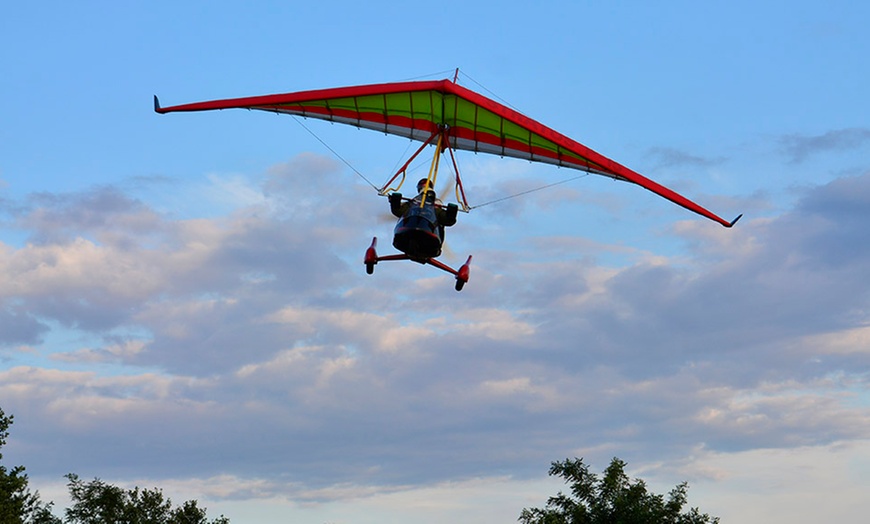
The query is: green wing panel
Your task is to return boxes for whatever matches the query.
[155,79,739,227]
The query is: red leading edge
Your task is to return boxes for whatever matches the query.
[155,78,740,228]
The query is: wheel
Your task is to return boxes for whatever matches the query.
[455,279,465,291]
[366,262,375,275]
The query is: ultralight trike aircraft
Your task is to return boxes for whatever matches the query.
[155,72,740,291]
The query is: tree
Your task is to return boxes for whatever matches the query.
[519,457,719,524]
[64,474,229,524]
[0,407,61,524]
[1,406,228,523]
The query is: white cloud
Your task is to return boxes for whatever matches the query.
[674,441,870,524]
[3,162,870,523]
[804,326,870,356]
[51,338,148,364]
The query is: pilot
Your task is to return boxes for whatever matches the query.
[389,178,457,226]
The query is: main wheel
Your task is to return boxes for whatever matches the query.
[366,262,375,275]
[455,279,465,291]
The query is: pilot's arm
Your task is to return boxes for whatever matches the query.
[389,192,406,218]
[437,203,458,227]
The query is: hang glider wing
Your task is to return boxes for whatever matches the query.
[155,79,740,227]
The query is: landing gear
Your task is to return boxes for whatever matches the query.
[364,237,378,274]
[363,237,472,292]
[454,255,472,291]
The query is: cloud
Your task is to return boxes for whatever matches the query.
[0,305,48,348]
[51,339,148,364]
[13,186,164,245]
[2,161,870,512]
[779,127,870,164]
[664,441,870,524]
[645,146,727,170]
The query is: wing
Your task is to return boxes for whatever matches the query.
[155,79,740,227]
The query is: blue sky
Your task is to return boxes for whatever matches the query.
[2,1,870,523]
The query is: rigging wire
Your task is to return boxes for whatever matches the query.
[289,70,587,210]
[290,115,380,190]
[469,172,591,210]
[390,139,415,176]
[454,69,590,210]
[399,69,457,82]
[456,70,524,114]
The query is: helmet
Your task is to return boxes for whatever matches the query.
[416,178,429,192]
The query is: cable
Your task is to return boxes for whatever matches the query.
[289,72,582,208]
[469,173,590,210]
[290,116,380,190]
[456,71,524,114]
[400,69,457,82]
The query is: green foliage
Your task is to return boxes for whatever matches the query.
[1,406,230,523]
[519,457,719,524]
[24,504,63,524]
[0,408,61,524]
[0,408,28,523]
[64,474,229,524]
